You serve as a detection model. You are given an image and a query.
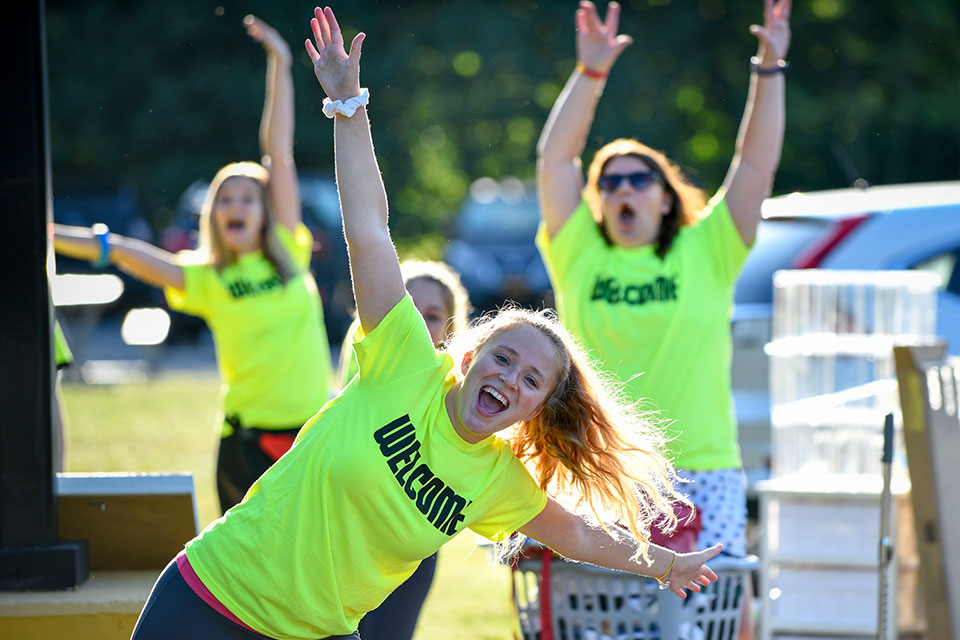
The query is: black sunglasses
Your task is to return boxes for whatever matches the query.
[597,170,664,193]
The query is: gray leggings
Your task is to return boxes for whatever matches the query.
[131,558,360,640]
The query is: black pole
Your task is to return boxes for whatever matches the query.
[0,0,88,590]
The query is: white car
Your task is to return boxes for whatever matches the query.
[732,181,960,482]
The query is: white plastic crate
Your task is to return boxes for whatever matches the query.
[765,488,882,563]
[771,270,938,343]
[773,636,873,640]
[514,552,756,640]
[768,270,938,480]
[767,565,881,632]
[756,477,915,639]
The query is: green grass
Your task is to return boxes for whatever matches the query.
[61,374,516,639]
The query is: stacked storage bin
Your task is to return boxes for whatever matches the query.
[757,270,939,639]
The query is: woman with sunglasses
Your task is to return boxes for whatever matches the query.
[536,2,790,636]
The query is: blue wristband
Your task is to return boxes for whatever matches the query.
[91,223,110,269]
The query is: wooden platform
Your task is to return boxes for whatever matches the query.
[56,472,199,570]
[0,472,198,639]
[0,570,156,639]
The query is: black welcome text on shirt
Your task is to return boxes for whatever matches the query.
[590,274,678,305]
[226,273,283,299]
[374,415,471,536]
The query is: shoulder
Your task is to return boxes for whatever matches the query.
[537,200,605,274]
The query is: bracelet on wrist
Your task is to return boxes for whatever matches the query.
[655,550,677,591]
[750,56,789,75]
[322,88,370,119]
[576,62,609,80]
[91,223,111,269]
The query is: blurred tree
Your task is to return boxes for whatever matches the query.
[46,0,960,252]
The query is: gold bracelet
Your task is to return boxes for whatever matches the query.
[655,550,677,590]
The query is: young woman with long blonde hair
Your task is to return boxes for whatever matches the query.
[337,259,470,640]
[53,17,333,514]
[129,8,722,639]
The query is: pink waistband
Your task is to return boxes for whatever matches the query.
[176,550,259,634]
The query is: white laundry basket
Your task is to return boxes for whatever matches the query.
[513,550,756,640]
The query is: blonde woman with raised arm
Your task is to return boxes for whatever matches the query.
[129,7,722,640]
[54,17,333,514]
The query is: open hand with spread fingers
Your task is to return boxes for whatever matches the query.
[750,0,792,65]
[304,6,364,102]
[661,543,723,599]
[244,15,292,66]
[576,1,634,75]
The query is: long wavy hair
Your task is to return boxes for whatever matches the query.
[400,260,471,345]
[584,139,707,259]
[445,305,688,563]
[196,161,297,283]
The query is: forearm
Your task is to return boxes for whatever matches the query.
[54,224,102,262]
[53,224,183,290]
[537,68,606,234]
[334,108,389,240]
[261,54,294,162]
[537,69,604,163]
[551,519,675,579]
[733,69,785,183]
[261,50,301,229]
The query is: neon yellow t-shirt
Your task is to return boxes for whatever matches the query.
[54,321,73,368]
[164,224,332,430]
[536,193,749,470]
[184,294,548,639]
[337,316,362,389]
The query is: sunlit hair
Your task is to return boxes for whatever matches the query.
[196,161,297,282]
[400,260,471,344]
[584,139,707,259]
[444,305,688,563]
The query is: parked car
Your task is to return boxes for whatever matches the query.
[53,184,159,312]
[444,177,552,314]
[158,174,353,344]
[732,181,960,483]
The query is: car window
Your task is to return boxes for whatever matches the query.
[734,218,831,304]
[912,249,960,295]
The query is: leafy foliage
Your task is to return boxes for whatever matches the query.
[46,0,960,251]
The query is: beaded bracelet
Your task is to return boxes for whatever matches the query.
[750,56,790,75]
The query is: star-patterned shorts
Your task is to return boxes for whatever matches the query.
[675,468,747,557]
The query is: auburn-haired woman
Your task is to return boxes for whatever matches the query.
[536,2,791,636]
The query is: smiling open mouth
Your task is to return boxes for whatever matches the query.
[478,385,508,415]
[226,220,246,231]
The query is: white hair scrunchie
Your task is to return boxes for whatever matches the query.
[322,88,370,119]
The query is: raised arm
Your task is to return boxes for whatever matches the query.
[520,498,721,599]
[54,224,184,290]
[305,7,405,334]
[246,15,301,232]
[722,0,791,245]
[537,1,632,239]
